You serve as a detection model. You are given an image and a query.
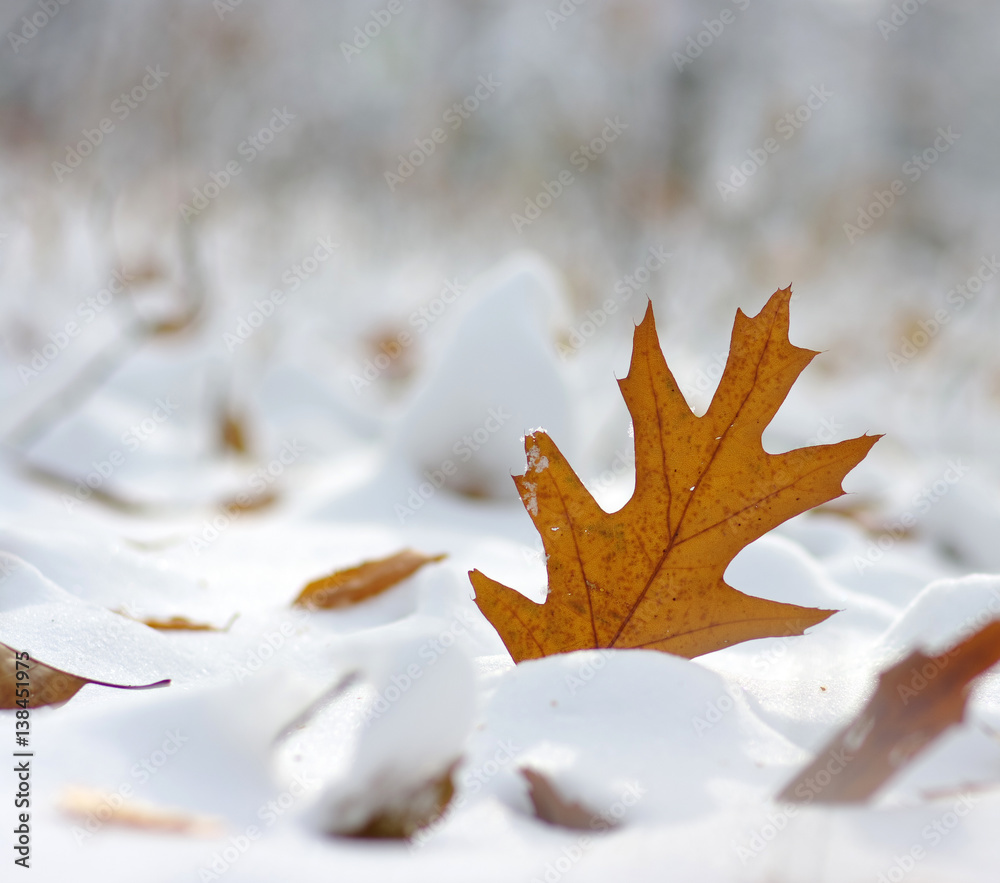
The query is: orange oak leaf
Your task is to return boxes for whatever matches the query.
[778,619,1000,804]
[0,641,170,709]
[293,549,446,610]
[470,289,880,662]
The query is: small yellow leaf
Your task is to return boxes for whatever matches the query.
[114,610,238,632]
[293,549,446,610]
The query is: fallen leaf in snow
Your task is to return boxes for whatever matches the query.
[778,619,1000,803]
[522,768,603,830]
[293,549,447,610]
[140,615,236,632]
[272,670,359,744]
[326,762,458,839]
[114,610,238,632]
[219,408,251,454]
[218,490,278,514]
[311,641,474,841]
[0,641,170,709]
[470,290,879,661]
[58,786,224,836]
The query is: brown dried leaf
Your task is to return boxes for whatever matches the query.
[220,409,250,454]
[778,619,1000,804]
[522,768,603,830]
[114,610,238,632]
[293,549,447,610]
[58,786,224,836]
[144,300,202,338]
[219,490,278,514]
[331,763,457,839]
[471,291,880,661]
[0,641,170,709]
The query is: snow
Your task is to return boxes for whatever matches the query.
[5,280,1000,879]
[394,252,573,499]
[2,0,1000,879]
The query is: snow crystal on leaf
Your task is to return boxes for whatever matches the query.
[521,481,539,516]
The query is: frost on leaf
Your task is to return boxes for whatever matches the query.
[469,289,880,662]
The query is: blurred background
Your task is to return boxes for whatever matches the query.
[0,0,998,563]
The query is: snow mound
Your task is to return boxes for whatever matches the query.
[875,574,1000,660]
[461,649,807,829]
[394,252,574,499]
[0,552,187,687]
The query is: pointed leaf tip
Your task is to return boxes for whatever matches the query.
[469,293,879,662]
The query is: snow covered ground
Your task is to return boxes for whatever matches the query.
[2,1,1000,881]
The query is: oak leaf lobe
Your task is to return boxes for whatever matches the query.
[471,289,879,661]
